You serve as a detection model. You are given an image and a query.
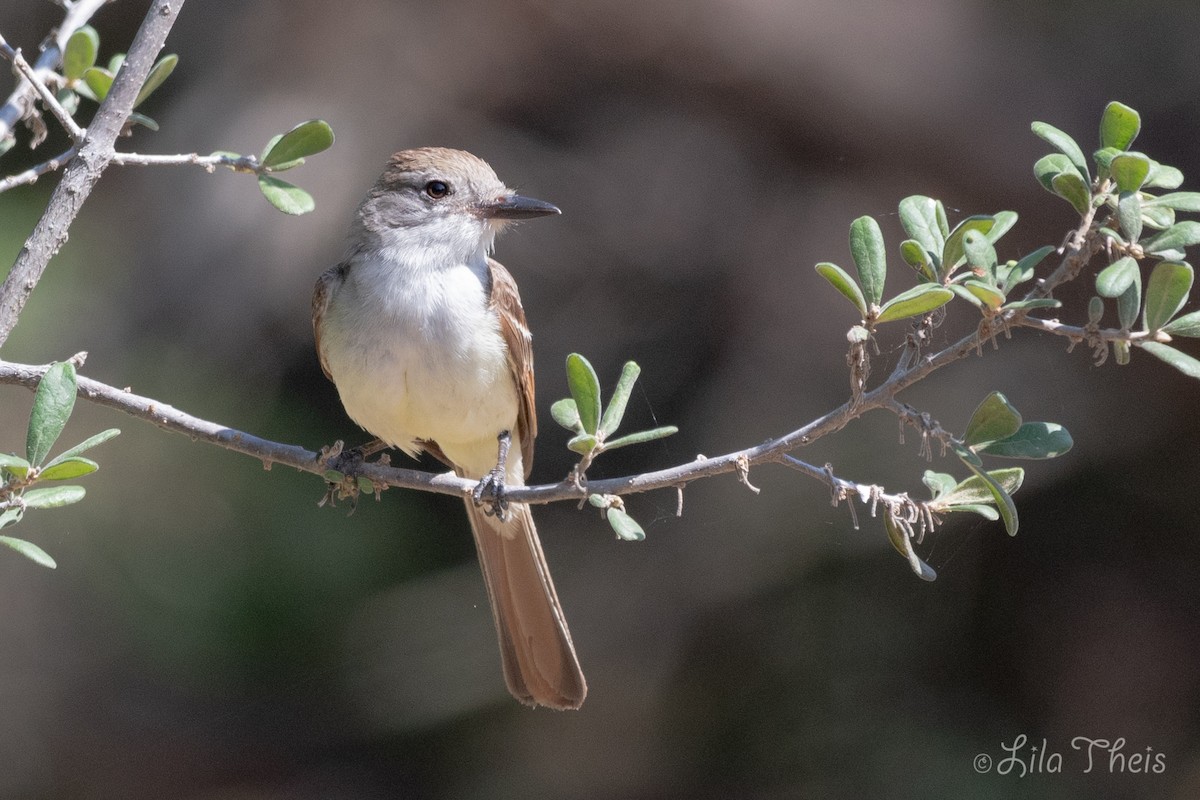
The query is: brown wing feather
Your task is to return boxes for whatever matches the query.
[312,263,345,382]
[487,258,536,479]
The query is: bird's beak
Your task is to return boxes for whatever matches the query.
[479,194,561,220]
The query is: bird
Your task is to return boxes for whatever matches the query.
[312,147,586,709]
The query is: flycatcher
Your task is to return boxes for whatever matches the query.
[312,147,586,709]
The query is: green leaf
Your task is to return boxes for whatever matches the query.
[37,457,98,481]
[1114,339,1132,366]
[27,361,77,466]
[107,54,125,73]
[1095,256,1139,298]
[82,67,113,102]
[979,422,1073,459]
[600,361,640,438]
[898,239,937,282]
[1117,191,1142,243]
[1051,171,1092,216]
[263,119,335,168]
[1141,341,1200,378]
[1034,153,1078,193]
[1117,269,1142,331]
[1110,153,1151,193]
[849,216,887,306]
[567,433,598,454]
[606,507,645,541]
[260,134,283,162]
[964,391,1022,447]
[257,175,315,215]
[21,485,86,509]
[550,399,582,432]
[1141,203,1175,231]
[847,324,871,343]
[1143,261,1193,331]
[814,262,867,316]
[1100,101,1141,150]
[986,210,1019,245]
[1162,309,1200,337]
[1002,298,1062,312]
[875,284,953,323]
[922,470,957,499]
[565,353,602,435]
[1142,192,1200,212]
[63,26,99,82]
[883,513,936,582]
[603,426,679,451]
[0,453,31,478]
[898,196,946,259]
[44,428,120,466]
[1089,296,1105,323]
[0,536,56,569]
[960,463,1019,535]
[1142,221,1200,256]
[1003,245,1055,291]
[962,229,997,273]
[942,216,997,277]
[134,53,177,108]
[963,279,1005,310]
[1093,147,1121,180]
[126,112,159,131]
[948,283,983,309]
[941,504,1000,521]
[1031,121,1090,183]
[1145,162,1184,190]
[0,508,23,529]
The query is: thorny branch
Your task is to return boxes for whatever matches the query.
[0,205,1129,516]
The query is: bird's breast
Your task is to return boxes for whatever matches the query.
[320,258,520,467]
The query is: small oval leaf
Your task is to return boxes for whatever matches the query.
[964,391,1022,446]
[82,66,113,102]
[1143,261,1194,331]
[606,507,646,541]
[550,398,582,432]
[1142,192,1200,212]
[134,53,178,108]
[257,175,315,215]
[0,536,56,569]
[1142,221,1200,256]
[600,361,641,438]
[1051,171,1092,216]
[37,457,98,481]
[815,262,867,316]
[21,485,86,509]
[942,216,996,277]
[1031,121,1090,183]
[1140,341,1200,379]
[849,216,887,306]
[27,362,77,466]
[1162,309,1200,337]
[875,284,953,323]
[1100,101,1141,150]
[263,119,335,168]
[898,195,946,257]
[978,422,1073,459]
[63,26,99,82]
[1096,256,1139,298]
[1110,153,1151,194]
[565,353,602,435]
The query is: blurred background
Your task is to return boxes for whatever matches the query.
[3,0,1200,797]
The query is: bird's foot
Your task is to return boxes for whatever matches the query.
[472,466,510,520]
[471,430,513,520]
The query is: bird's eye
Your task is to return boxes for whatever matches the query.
[424,180,450,199]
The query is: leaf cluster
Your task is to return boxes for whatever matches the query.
[551,355,677,540]
[0,362,119,568]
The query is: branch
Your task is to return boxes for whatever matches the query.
[0,0,110,142]
[0,32,85,141]
[0,145,77,191]
[0,0,185,348]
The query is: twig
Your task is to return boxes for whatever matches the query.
[0,33,85,141]
[109,150,260,172]
[0,0,111,141]
[0,145,78,191]
[0,0,185,349]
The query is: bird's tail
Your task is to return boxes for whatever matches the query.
[465,500,587,709]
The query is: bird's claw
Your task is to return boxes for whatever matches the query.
[473,466,510,520]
